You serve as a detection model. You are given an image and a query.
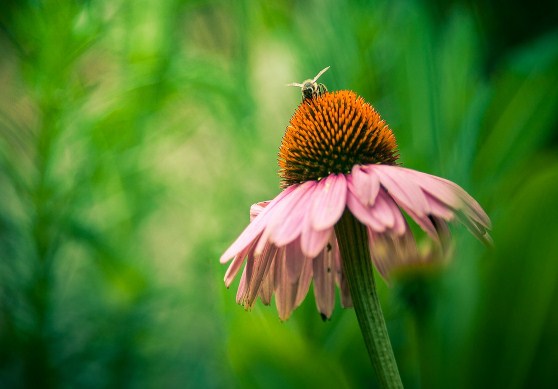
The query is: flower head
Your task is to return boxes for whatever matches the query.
[221,90,491,320]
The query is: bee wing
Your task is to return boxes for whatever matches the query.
[286,82,304,87]
[312,66,330,82]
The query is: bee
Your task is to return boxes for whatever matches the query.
[287,66,330,101]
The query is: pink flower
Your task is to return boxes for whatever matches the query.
[221,90,491,320]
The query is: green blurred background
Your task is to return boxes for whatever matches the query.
[1,0,557,388]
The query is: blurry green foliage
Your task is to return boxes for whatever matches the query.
[0,0,557,388]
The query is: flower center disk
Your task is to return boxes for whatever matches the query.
[278,90,399,187]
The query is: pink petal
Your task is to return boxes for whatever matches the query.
[259,249,277,305]
[346,189,386,232]
[312,247,336,319]
[384,194,407,236]
[285,240,306,282]
[300,224,333,258]
[400,168,461,208]
[349,165,380,206]
[254,227,272,256]
[267,181,315,246]
[240,244,278,309]
[425,193,455,220]
[220,186,295,263]
[275,241,313,320]
[403,168,492,239]
[369,167,441,238]
[368,228,418,279]
[236,267,247,304]
[274,249,297,320]
[405,207,439,239]
[370,189,395,229]
[404,168,491,229]
[332,239,352,307]
[250,201,270,221]
[224,242,254,287]
[294,258,313,307]
[310,174,348,231]
[373,165,430,217]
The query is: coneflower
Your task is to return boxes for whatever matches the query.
[221,86,490,388]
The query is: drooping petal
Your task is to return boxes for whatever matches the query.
[312,246,336,319]
[254,226,272,256]
[294,258,313,308]
[236,267,247,304]
[274,249,297,320]
[332,239,352,307]
[384,193,407,236]
[399,168,461,208]
[346,188,386,232]
[403,168,491,229]
[275,241,313,321]
[240,244,279,309]
[267,181,316,246]
[369,189,395,229]
[373,165,430,217]
[250,201,270,221]
[400,168,492,240]
[259,248,277,305]
[220,186,295,263]
[285,240,307,282]
[404,207,439,239]
[429,215,452,254]
[310,174,347,231]
[301,212,333,258]
[425,192,455,220]
[368,227,418,279]
[349,165,380,206]
[224,241,255,287]
[456,212,493,245]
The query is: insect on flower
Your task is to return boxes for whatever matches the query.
[287,66,330,101]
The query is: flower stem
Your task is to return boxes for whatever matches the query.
[334,210,403,389]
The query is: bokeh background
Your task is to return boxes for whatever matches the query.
[1,0,557,388]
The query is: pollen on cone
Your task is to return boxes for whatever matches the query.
[278,90,399,188]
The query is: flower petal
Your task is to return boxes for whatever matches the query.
[274,249,296,320]
[275,241,313,320]
[373,165,430,217]
[368,227,418,279]
[403,168,491,229]
[240,244,278,309]
[346,189,386,232]
[224,241,254,287]
[250,201,270,221]
[312,246,336,319]
[310,174,347,231]
[399,168,461,208]
[425,192,455,220]
[220,186,295,263]
[267,181,315,246]
[332,239,352,308]
[349,165,380,206]
[285,240,307,282]
[294,258,313,307]
[370,189,395,229]
[300,224,333,258]
[259,249,277,305]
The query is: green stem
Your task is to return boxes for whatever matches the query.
[334,210,403,388]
